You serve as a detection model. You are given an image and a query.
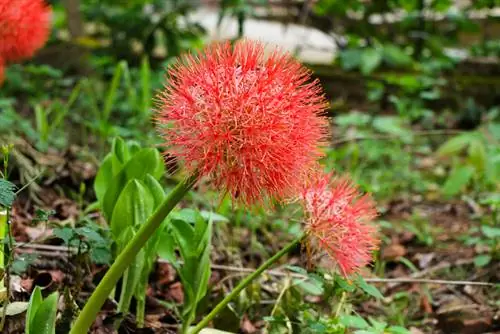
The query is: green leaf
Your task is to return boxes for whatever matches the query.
[339,315,369,329]
[142,174,165,208]
[123,148,164,181]
[91,247,112,264]
[474,254,491,267]
[103,62,125,122]
[468,139,487,171]
[111,137,129,174]
[110,179,155,239]
[335,275,356,292]
[171,218,195,258]
[442,165,474,196]
[182,220,212,327]
[200,210,229,223]
[373,116,411,141]
[53,227,74,245]
[361,48,382,74]
[102,148,163,220]
[117,246,145,315]
[0,179,16,207]
[157,226,178,266]
[26,287,43,334]
[437,133,474,157]
[30,290,58,334]
[356,275,384,299]
[171,208,198,224]
[94,154,114,205]
[340,49,362,71]
[293,277,324,296]
[482,226,500,239]
[389,326,411,334]
[382,44,412,67]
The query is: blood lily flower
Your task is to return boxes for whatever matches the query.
[300,171,379,276]
[0,0,51,63]
[156,40,329,204]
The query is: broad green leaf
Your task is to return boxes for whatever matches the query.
[127,140,142,156]
[474,254,491,267]
[26,286,43,334]
[340,49,362,71]
[442,165,474,196]
[102,149,163,220]
[339,315,369,329]
[157,227,179,267]
[171,208,198,224]
[361,48,382,74]
[382,44,412,67]
[111,137,129,174]
[356,275,384,299]
[94,154,114,204]
[123,148,165,181]
[482,226,500,239]
[373,116,411,141]
[171,218,195,258]
[30,291,58,334]
[335,275,356,292]
[142,174,165,208]
[437,133,474,157]
[110,180,154,239]
[53,227,74,245]
[293,277,324,296]
[468,139,486,171]
[488,123,500,141]
[200,210,229,223]
[486,154,500,184]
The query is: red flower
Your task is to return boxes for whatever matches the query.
[156,40,328,204]
[0,0,51,63]
[300,172,379,276]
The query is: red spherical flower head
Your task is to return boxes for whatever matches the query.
[300,171,379,276]
[0,0,51,63]
[156,40,329,204]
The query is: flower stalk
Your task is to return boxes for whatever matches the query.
[70,173,198,334]
[190,233,307,334]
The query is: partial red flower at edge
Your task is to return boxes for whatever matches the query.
[0,58,4,85]
[0,0,52,63]
[156,40,329,205]
[300,171,379,276]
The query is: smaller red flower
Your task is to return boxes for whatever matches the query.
[300,171,379,276]
[0,0,52,63]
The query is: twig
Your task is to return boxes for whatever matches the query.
[18,244,495,287]
[365,277,495,287]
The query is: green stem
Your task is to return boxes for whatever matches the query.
[190,233,306,334]
[136,294,146,328]
[0,210,6,289]
[70,173,198,334]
